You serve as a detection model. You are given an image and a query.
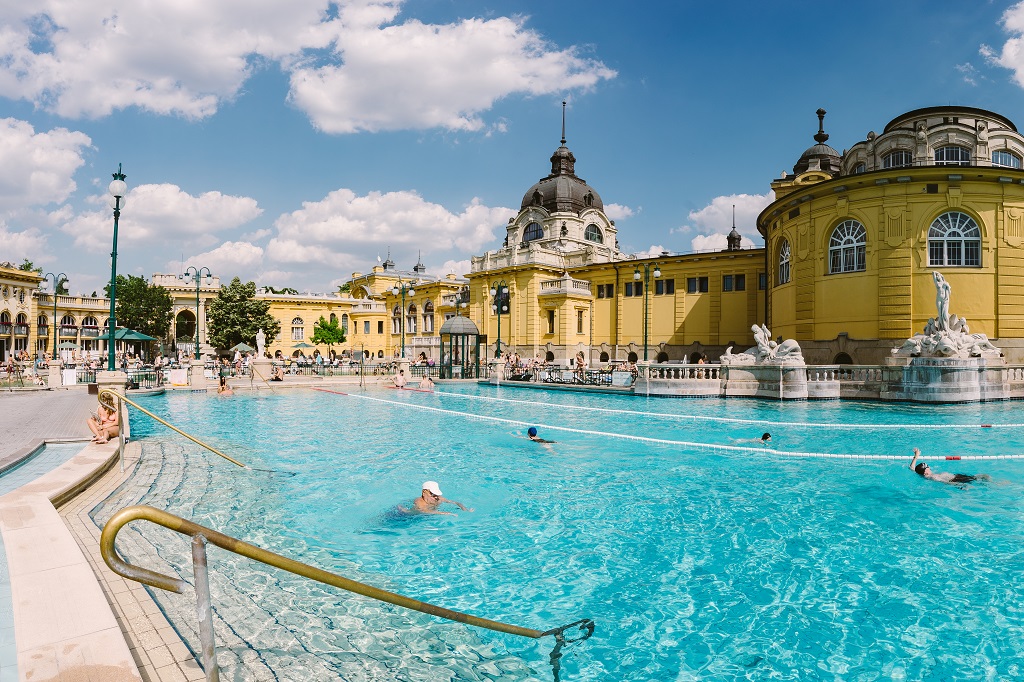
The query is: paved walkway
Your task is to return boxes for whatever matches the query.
[0,390,95,464]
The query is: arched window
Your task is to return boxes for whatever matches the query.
[392,305,401,334]
[584,192,594,207]
[82,316,98,327]
[935,146,971,166]
[38,314,48,327]
[545,351,555,362]
[406,303,417,334]
[992,150,1022,169]
[627,351,638,363]
[60,314,76,326]
[599,351,609,362]
[584,224,603,243]
[423,300,435,333]
[828,220,867,274]
[882,150,912,169]
[656,352,669,363]
[833,352,853,365]
[852,162,866,174]
[777,239,791,285]
[340,313,348,330]
[523,222,543,242]
[291,316,304,341]
[928,212,981,267]
[15,313,27,325]
[329,313,337,324]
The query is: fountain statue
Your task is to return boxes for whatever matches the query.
[256,328,266,357]
[720,324,805,365]
[891,272,1002,359]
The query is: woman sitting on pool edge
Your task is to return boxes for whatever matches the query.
[910,448,990,485]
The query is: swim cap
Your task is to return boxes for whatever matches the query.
[762,432,771,440]
[528,427,538,437]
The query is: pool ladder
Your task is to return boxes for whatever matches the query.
[95,389,594,681]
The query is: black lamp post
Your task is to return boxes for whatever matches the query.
[633,261,661,361]
[489,280,509,358]
[42,272,67,361]
[391,278,416,358]
[454,286,469,316]
[180,266,213,359]
[106,165,127,371]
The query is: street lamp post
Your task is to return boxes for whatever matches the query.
[180,266,213,360]
[489,280,509,358]
[107,165,127,371]
[633,261,661,361]
[454,286,469,316]
[391,279,416,359]
[42,272,67,361]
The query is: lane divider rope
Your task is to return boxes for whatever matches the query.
[431,389,1018,430]
[312,388,1024,461]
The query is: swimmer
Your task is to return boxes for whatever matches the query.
[910,448,990,485]
[527,427,555,444]
[733,432,771,445]
[217,376,234,396]
[394,368,407,388]
[402,481,473,516]
[419,375,435,390]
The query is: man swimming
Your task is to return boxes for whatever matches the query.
[527,427,555,444]
[910,448,990,485]
[733,432,771,445]
[406,481,473,516]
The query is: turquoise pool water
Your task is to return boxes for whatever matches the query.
[101,386,1024,680]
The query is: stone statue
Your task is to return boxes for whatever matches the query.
[721,324,805,365]
[256,328,266,357]
[892,271,1003,359]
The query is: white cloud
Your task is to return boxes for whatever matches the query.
[674,192,771,252]
[0,224,49,262]
[955,62,979,86]
[240,228,272,242]
[181,241,265,278]
[0,1,338,119]
[289,13,616,133]
[604,203,635,221]
[982,2,1024,87]
[61,183,262,251]
[0,2,614,133]
[266,188,512,266]
[0,119,91,211]
[433,259,471,279]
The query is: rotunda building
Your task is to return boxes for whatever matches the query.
[758,106,1024,364]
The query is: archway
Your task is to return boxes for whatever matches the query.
[627,351,638,363]
[833,352,853,365]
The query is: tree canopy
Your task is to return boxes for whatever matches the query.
[311,315,346,350]
[103,275,173,339]
[207,277,280,351]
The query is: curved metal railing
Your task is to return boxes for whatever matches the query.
[101,505,594,681]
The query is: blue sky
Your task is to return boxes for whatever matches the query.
[6,0,1024,295]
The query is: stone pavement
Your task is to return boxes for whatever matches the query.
[0,390,95,464]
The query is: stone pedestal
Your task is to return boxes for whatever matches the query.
[723,364,808,400]
[881,356,1007,402]
[189,361,208,389]
[251,358,274,384]
[47,359,62,389]
[489,360,503,385]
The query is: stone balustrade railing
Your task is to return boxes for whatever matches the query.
[646,364,721,381]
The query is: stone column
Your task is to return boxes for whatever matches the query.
[189,360,208,389]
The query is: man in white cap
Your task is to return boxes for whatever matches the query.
[412,480,473,515]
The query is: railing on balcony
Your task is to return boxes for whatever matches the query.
[647,364,722,381]
[59,325,78,337]
[0,324,10,335]
[350,301,386,313]
[79,325,101,338]
[37,325,49,337]
[539,277,592,296]
[13,324,28,336]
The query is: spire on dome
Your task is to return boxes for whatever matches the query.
[727,204,742,251]
[814,108,829,144]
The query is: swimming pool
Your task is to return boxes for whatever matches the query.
[94,386,1024,680]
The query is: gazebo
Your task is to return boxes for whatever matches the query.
[439,316,485,379]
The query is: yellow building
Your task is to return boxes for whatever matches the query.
[467,130,765,364]
[758,106,1024,364]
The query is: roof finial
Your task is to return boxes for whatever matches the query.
[561,100,566,146]
[732,204,736,228]
[814,108,829,144]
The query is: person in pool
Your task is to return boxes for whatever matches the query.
[403,481,472,516]
[527,427,555,444]
[419,375,434,390]
[733,432,771,445]
[910,448,990,485]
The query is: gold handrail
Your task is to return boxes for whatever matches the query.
[99,389,246,468]
[99,501,598,638]
[249,364,275,391]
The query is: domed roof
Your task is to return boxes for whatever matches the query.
[439,315,479,335]
[793,108,841,175]
[520,105,604,213]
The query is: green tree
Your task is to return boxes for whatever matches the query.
[337,282,350,294]
[207,277,281,350]
[103,275,173,339]
[265,285,299,294]
[17,259,42,274]
[311,315,346,354]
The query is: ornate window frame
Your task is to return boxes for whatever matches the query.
[584,224,603,243]
[828,220,867,274]
[927,212,981,267]
[882,150,913,169]
[777,239,791,285]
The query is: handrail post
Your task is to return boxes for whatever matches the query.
[192,534,220,682]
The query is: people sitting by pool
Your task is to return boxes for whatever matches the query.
[734,432,771,445]
[87,401,120,444]
[910,448,990,485]
[394,368,408,388]
[419,375,435,390]
[218,376,234,396]
[270,365,285,381]
[527,427,555,444]
[401,481,473,516]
